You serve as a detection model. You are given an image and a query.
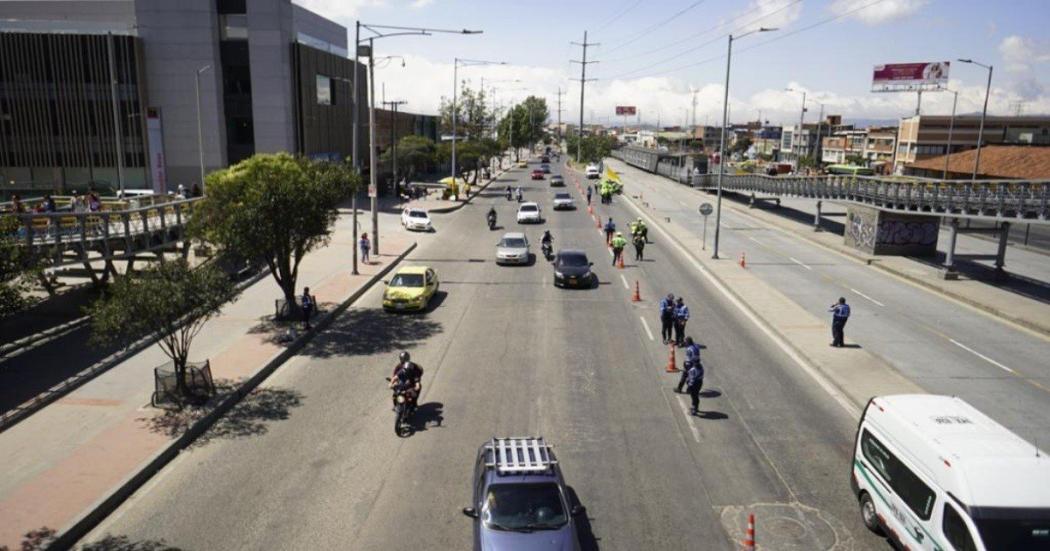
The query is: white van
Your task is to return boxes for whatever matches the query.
[585,164,600,179]
[852,394,1050,550]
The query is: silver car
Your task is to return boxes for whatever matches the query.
[496,232,530,265]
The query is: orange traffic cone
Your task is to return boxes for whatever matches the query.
[617,254,625,269]
[739,252,747,269]
[742,513,756,550]
[665,345,679,372]
[588,205,593,214]
[631,281,641,302]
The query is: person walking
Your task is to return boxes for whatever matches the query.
[685,354,705,415]
[359,232,371,264]
[675,337,701,393]
[633,232,645,261]
[611,232,627,266]
[659,293,675,344]
[586,186,592,205]
[829,297,851,347]
[673,297,690,347]
[301,287,315,331]
[604,218,616,245]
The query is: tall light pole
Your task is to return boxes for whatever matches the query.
[195,65,211,194]
[452,58,505,188]
[785,87,806,166]
[943,89,958,180]
[352,23,482,258]
[713,27,777,260]
[958,58,994,182]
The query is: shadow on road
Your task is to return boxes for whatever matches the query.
[139,382,303,448]
[79,535,183,550]
[566,486,600,551]
[695,410,729,420]
[407,401,444,434]
[300,306,443,359]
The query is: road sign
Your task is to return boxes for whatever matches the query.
[368,183,377,198]
[699,203,713,216]
[699,203,713,251]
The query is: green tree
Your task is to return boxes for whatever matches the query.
[565,134,617,164]
[440,84,491,142]
[798,155,817,169]
[496,96,550,159]
[193,153,355,307]
[731,136,753,155]
[88,260,237,398]
[380,135,436,181]
[845,154,867,166]
[0,215,34,321]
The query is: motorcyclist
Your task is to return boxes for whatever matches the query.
[389,351,423,410]
[541,230,553,257]
[515,186,523,202]
[487,206,498,228]
[505,185,512,200]
[630,217,648,243]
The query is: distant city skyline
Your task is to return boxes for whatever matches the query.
[295,0,1050,126]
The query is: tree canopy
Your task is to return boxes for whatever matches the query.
[565,133,618,164]
[0,215,35,323]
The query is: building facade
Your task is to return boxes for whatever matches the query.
[782,115,851,166]
[893,115,1050,174]
[0,0,367,195]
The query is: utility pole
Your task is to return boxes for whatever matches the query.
[570,31,599,163]
[691,88,698,146]
[382,93,408,197]
[555,87,566,143]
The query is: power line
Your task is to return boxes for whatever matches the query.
[594,0,644,32]
[603,0,710,55]
[570,31,599,163]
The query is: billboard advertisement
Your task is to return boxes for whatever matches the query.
[871,62,949,92]
[615,105,637,116]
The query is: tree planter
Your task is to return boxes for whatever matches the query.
[151,359,215,408]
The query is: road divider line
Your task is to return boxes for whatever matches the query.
[789,257,812,270]
[620,274,630,289]
[748,236,761,244]
[949,339,1016,374]
[640,317,655,341]
[622,192,860,417]
[850,288,885,307]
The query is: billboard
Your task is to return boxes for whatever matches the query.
[615,105,637,116]
[871,62,949,92]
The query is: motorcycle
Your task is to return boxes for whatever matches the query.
[516,189,523,202]
[385,377,418,437]
[487,213,497,230]
[505,188,513,201]
[541,241,552,260]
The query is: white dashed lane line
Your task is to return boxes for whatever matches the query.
[620,274,630,290]
[850,288,885,307]
[788,257,812,270]
[639,316,655,341]
[950,339,1016,374]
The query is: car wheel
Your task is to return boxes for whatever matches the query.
[859,492,883,535]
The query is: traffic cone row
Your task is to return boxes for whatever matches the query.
[631,281,641,302]
[742,513,756,550]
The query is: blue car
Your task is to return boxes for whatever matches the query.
[463,437,584,550]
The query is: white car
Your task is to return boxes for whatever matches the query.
[401,208,433,232]
[495,232,530,265]
[552,192,575,210]
[585,164,600,179]
[516,202,542,224]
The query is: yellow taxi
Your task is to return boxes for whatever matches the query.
[516,160,527,168]
[382,266,439,311]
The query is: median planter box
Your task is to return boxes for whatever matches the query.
[844,204,939,256]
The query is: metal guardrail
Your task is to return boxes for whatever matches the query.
[611,149,1050,222]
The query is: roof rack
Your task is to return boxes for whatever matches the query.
[484,437,556,474]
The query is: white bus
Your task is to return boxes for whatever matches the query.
[851,394,1050,550]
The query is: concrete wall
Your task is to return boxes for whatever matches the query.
[845,204,939,256]
[135,0,226,190]
[291,4,347,52]
[0,1,135,32]
[247,0,296,155]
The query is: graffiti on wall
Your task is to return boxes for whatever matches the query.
[876,219,938,246]
[846,210,877,251]
[845,205,939,255]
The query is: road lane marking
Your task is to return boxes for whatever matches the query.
[639,316,655,341]
[850,288,885,307]
[620,274,630,289]
[674,393,702,443]
[788,257,812,270]
[622,193,860,417]
[748,236,762,244]
[950,339,1016,374]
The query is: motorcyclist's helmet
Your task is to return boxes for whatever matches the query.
[399,351,411,363]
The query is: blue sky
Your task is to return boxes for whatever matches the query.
[295,0,1050,125]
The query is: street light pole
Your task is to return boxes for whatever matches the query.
[713,28,776,260]
[195,65,211,194]
[958,59,993,182]
[451,58,505,189]
[368,38,379,254]
[786,88,806,165]
[943,89,958,180]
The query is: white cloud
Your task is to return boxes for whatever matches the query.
[828,0,928,25]
[410,0,433,7]
[998,35,1050,74]
[738,0,804,32]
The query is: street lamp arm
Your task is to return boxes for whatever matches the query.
[359,30,431,43]
[362,23,482,35]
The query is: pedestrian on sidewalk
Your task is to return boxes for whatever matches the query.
[633,232,645,261]
[673,297,690,347]
[659,293,675,343]
[586,186,592,205]
[611,232,627,266]
[301,287,315,330]
[359,232,371,264]
[604,218,616,245]
[685,354,705,415]
[829,297,851,347]
[675,337,701,393]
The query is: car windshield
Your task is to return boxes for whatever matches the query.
[481,483,568,532]
[500,238,527,248]
[975,509,1050,550]
[409,210,427,219]
[389,273,425,287]
[554,194,571,200]
[520,205,538,212]
[558,254,588,267]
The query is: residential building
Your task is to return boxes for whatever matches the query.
[691,125,722,151]
[893,115,1050,174]
[862,126,897,166]
[782,115,851,166]
[821,130,867,164]
[0,0,366,194]
[903,145,1050,180]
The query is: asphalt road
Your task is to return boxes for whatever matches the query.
[80,158,883,550]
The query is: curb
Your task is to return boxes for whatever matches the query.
[0,316,90,360]
[0,268,271,434]
[51,242,418,550]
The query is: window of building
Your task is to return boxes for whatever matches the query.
[220,14,248,40]
[316,74,333,105]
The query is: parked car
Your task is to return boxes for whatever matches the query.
[382,266,439,311]
[531,169,545,180]
[495,232,530,265]
[552,250,594,288]
[401,208,433,232]
[462,437,584,551]
[552,193,575,210]
[585,165,600,179]
[549,175,565,187]
[516,202,542,224]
